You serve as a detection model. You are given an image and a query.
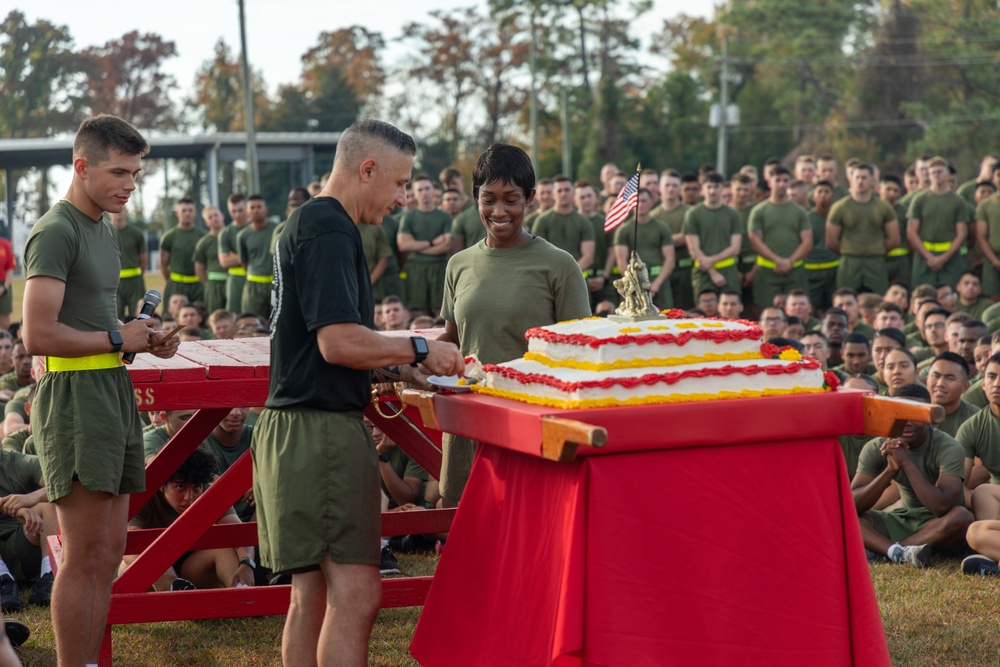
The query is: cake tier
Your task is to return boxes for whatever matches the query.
[473,357,826,409]
[525,317,764,370]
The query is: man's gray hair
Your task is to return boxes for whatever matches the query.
[334,119,416,171]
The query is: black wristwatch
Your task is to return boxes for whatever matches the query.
[239,557,256,570]
[378,452,391,463]
[410,336,429,367]
[108,330,124,353]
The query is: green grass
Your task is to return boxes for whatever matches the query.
[11,553,1000,665]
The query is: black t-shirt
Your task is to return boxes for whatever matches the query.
[266,197,375,412]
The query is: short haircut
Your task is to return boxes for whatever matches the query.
[876,302,903,316]
[892,382,931,403]
[208,309,233,325]
[720,289,742,301]
[73,114,149,162]
[795,154,816,166]
[912,284,936,300]
[247,193,265,202]
[168,448,219,486]
[932,351,970,377]
[697,289,719,299]
[880,174,902,186]
[681,173,700,184]
[813,180,834,191]
[699,163,717,176]
[382,295,404,307]
[785,315,803,327]
[823,308,848,321]
[848,373,879,392]
[989,351,1000,366]
[472,144,535,201]
[764,157,782,168]
[552,174,572,185]
[771,166,791,178]
[946,311,972,326]
[333,119,417,172]
[832,287,858,302]
[923,307,950,322]
[875,327,906,347]
[767,337,804,352]
[844,332,870,348]
[703,172,724,185]
[980,334,994,347]
[887,347,917,366]
[439,167,462,186]
[787,288,809,300]
[959,269,980,282]
[854,163,874,175]
[228,193,246,205]
[962,319,988,332]
[731,173,753,186]
[801,330,829,345]
[816,153,835,163]
[660,168,681,180]
[977,181,997,192]
[640,168,658,178]
[175,197,195,206]
[928,156,948,169]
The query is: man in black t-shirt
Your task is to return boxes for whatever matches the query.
[252,119,463,666]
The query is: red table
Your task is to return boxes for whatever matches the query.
[404,390,913,667]
[46,336,454,666]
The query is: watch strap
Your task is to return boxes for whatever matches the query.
[108,330,124,353]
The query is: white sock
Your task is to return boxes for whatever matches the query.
[40,556,51,577]
[381,538,389,549]
[887,543,903,560]
[0,560,11,579]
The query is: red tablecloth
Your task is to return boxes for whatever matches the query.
[409,396,890,667]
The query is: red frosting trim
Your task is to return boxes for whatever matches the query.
[525,325,763,349]
[483,358,822,391]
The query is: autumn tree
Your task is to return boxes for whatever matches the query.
[79,31,179,129]
[302,27,385,115]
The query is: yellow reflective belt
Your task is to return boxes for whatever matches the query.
[611,266,621,275]
[119,267,142,278]
[740,254,758,264]
[887,247,908,257]
[694,257,737,270]
[247,274,274,284]
[582,268,596,278]
[648,265,663,277]
[756,257,804,269]
[208,271,228,281]
[46,353,122,372]
[922,241,951,252]
[676,258,694,269]
[228,267,246,277]
[169,272,200,284]
[400,271,408,279]
[804,260,840,270]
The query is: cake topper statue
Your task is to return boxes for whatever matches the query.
[611,251,662,320]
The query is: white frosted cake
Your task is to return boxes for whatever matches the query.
[471,312,835,409]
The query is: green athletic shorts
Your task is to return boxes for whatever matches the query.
[869,506,937,543]
[440,433,476,503]
[241,281,273,321]
[33,366,144,502]
[116,275,146,320]
[252,407,380,574]
[226,275,246,314]
[670,265,694,310]
[0,526,40,583]
[164,280,204,306]
[405,262,447,313]
[203,280,227,316]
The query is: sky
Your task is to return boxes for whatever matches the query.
[17,0,707,100]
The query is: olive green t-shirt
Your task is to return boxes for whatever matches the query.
[0,450,42,536]
[450,206,487,249]
[975,196,1000,252]
[681,204,741,259]
[957,406,1000,482]
[955,297,991,320]
[2,428,29,453]
[218,222,247,260]
[806,211,839,263]
[898,188,924,212]
[531,210,595,261]
[237,222,278,275]
[0,372,26,394]
[160,226,205,276]
[612,219,673,271]
[381,446,430,510]
[25,200,120,333]
[839,434,872,480]
[858,428,965,508]
[963,380,988,408]
[399,209,452,264]
[202,427,254,520]
[907,191,970,242]
[587,213,610,271]
[441,237,592,365]
[193,233,224,275]
[143,426,171,462]
[380,215,401,273]
[748,200,810,258]
[650,203,690,260]
[117,223,146,270]
[939,399,981,438]
[736,205,756,258]
[827,197,897,256]
[957,178,979,206]
[356,223,393,275]
[4,386,30,423]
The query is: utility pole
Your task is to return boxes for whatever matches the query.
[561,88,572,178]
[716,36,729,177]
[237,0,260,193]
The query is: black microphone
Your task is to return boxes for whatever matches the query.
[122,289,162,365]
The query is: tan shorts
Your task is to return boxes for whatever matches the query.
[252,407,380,574]
[33,366,145,502]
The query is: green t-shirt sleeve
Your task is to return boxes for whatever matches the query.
[25,220,77,281]
[553,257,593,322]
[578,215,594,242]
[160,229,174,254]
[376,227,392,261]
[237,229,249,264]
[727,208,742,237]
[856,439,886,477]
[398,212,413,236]
[955,418,978,459]
[797,207,809,233]
[612,222,631,246]
[938,438,966,479]
[747,205,763,236]
[403,456,429,482]
[193,236,207,264]
[827,201,843,228]
[681,208,698,236]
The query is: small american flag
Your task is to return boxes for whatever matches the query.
[604,173,639,232]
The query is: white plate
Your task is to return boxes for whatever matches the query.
[427,375,473,393]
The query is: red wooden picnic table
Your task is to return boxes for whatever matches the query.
[46,334,453,666]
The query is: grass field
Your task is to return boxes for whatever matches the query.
[10,277,1000,663]
[8,554,1000,665]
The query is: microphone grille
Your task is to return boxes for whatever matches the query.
[144,289,162,308]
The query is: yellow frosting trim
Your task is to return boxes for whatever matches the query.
[470,385,826,409]
[675,322,698,329]
[648,325,671,330]
[523,350,764,371]
[619,327,641,334]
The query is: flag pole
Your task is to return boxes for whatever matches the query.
[631,163,642,263]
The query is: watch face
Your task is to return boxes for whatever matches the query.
[415,338,429,355]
